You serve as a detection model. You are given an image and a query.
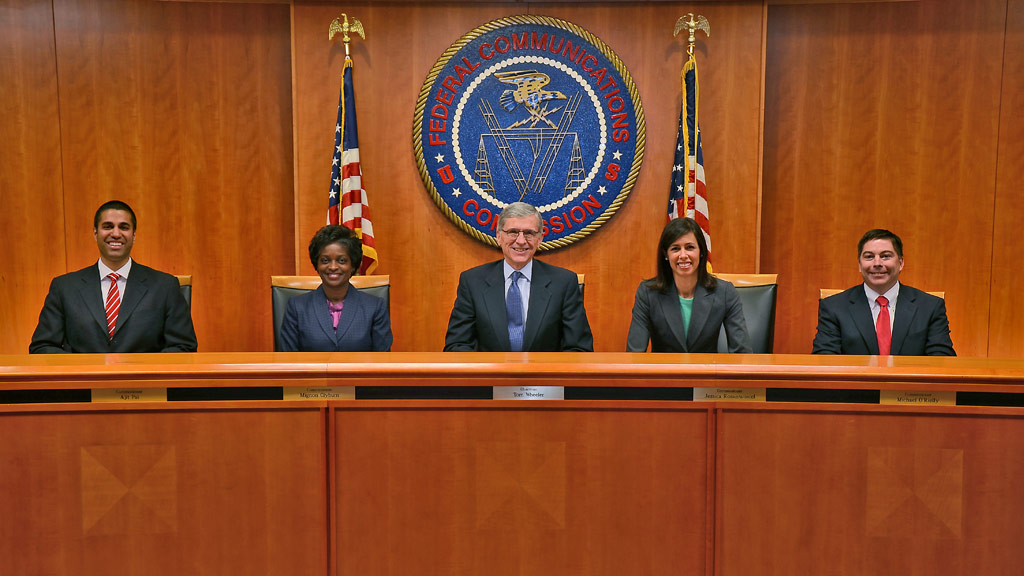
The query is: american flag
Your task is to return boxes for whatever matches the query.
[667,53,711,264]
[328,56,378,274]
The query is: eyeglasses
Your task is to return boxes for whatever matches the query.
[501,229,541,241]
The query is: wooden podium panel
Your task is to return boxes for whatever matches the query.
[0,406,327,576]
[716,407,1024,575]
[4,353,1024,574]
[333,403,711,576]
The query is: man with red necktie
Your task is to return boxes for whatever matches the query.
[812,229,955,356]
[30,201,197,353]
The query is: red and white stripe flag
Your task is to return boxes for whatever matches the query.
[328,56,378,274]
[667,52,711,266]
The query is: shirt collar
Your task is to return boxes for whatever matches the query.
[864,281,899,305]
[98,258,133,279]
[503,259,534,282]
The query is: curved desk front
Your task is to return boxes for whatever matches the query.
[2,353,1022,575]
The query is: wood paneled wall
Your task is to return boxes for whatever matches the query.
[0,0,66,354]
[292,2,765,352]
[762,0,1019,355]
[989,0,1024,357]
[2,0,1021,356]
[1,0,294,353]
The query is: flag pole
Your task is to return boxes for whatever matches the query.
[326,14,379,274]
[673,13,711,189]
[673,13,710,221]
[669,13,712,269]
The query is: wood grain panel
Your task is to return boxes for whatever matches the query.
[761,0,1007,355]
[0,408,326,576]
[7,0,1012,355]
[0,0,66,354]
[717,408,1024,575]
[988,0,1024,357]
[334,404,710,575]
[52,0,294,352]
[292,2,764,352]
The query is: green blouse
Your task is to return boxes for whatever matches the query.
[679,295,694,339]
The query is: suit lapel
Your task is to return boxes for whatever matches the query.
[77,265,108,335]
[114,264,149,337]
[848,289,879,355]
[523,262,551,351]
[890,288,918,355]
[687,285,713,349]
[312,287,337,345]
[656,289,687,351]
[483,262,512,350]
[334,288,359,345]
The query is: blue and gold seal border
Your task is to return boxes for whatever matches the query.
[413,14,646,250]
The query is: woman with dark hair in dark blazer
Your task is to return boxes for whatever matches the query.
[626,217,750,353]
[280,225,392,352]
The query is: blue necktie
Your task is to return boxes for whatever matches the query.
[507,270,525,352]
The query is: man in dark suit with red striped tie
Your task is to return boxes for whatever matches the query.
[29,201,197,353]
[812,229,954,356]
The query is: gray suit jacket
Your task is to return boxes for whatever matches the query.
[812,284,955,356]
[626,279,751,353]
[279,285,392,352]
[444,259,593,352]
[30,262,197,353]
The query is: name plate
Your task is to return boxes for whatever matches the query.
[283,386,355,401]
[693,387,766,402]
[92,388,167,403]
[493,386,564,400]
[880,390,956,406]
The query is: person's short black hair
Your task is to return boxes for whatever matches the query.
[858,229,903,258]
[94,200,137,229]
[308,225,362,272]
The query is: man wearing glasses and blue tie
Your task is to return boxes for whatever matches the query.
[444,202,593,352]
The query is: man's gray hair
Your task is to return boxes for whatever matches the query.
[497,202,543,231]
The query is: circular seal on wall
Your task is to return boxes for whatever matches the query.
[413,15,645,250]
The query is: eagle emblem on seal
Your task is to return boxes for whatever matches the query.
[413,15,645,249]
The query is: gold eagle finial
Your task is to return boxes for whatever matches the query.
[674,13,710,56]
[329,14,365,56]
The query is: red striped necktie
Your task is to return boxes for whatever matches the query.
[105,273,121,339]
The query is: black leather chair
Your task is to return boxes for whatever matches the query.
[716,274,778,354]
[176,275,192,309]
[270,275,390,352]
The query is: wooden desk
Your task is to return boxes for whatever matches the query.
[2,353,1023,575]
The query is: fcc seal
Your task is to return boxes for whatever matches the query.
[413,15,645,250]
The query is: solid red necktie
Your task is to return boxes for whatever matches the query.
[876,295,891,355]
[105,273,121,339]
